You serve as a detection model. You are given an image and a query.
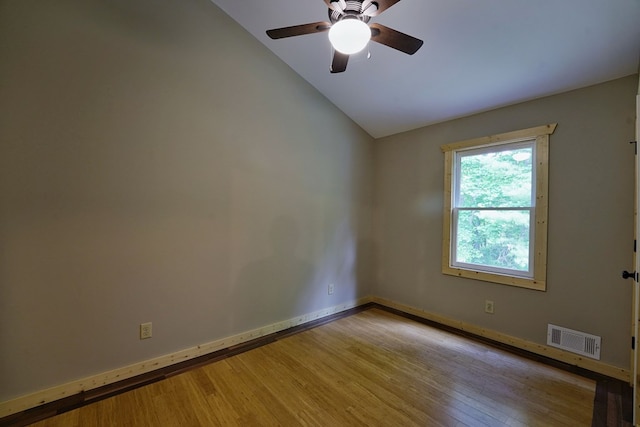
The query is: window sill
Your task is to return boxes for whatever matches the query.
[442,265,546,291]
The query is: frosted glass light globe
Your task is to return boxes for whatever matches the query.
[328,19,371,55]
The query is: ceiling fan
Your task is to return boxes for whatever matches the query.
[266,0,423,73]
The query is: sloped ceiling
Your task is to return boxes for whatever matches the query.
[210,0,640,138]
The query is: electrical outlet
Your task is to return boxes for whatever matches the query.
[328,283,335,295]
[485,300,495,314]
[140,322,152,339]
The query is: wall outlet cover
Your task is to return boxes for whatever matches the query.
[140,322,152,339]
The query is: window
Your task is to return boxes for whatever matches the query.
[441,124,556,290]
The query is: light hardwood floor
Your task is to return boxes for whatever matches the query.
[30,308,595,426]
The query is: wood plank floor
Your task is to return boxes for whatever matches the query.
[27,308,598,427]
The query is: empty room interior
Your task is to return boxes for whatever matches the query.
[1,0,640,426]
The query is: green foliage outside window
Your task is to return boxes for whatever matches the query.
[454,146,533,273]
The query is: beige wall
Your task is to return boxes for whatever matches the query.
[374,75,638,369]
[0,0,374,401]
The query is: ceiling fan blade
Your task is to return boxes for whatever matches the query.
[366,0,402,16]
[369,23,423,55]
[266,22,331,39]
[330,51,349,73]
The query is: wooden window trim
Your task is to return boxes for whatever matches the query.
[441,124,557,291]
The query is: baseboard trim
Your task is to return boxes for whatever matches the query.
[372,296,630,382]
[2,294,630,420]
[0,297,373,419]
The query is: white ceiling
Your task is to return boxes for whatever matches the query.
[210,0,640,138]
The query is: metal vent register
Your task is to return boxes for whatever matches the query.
[547,324,601,360]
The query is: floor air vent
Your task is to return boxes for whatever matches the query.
[547,324,601,360]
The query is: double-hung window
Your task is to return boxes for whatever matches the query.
[441,124,556,290]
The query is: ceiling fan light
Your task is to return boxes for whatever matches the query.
[328,19,371,55]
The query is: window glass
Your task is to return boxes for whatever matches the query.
[453,141,535,277]
[457,145,533,208]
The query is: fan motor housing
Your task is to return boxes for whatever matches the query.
[328,0,376,24]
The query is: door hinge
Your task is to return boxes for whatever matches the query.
[631,141,638,154]
[635,239,637,253]
[633,336,635,350]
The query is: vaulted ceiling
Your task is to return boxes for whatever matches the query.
[211,0,640,138]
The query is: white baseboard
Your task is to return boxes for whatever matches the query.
[372,296,631,382]
[0,297,373,418]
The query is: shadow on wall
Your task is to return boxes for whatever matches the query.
[231,216,314,331]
